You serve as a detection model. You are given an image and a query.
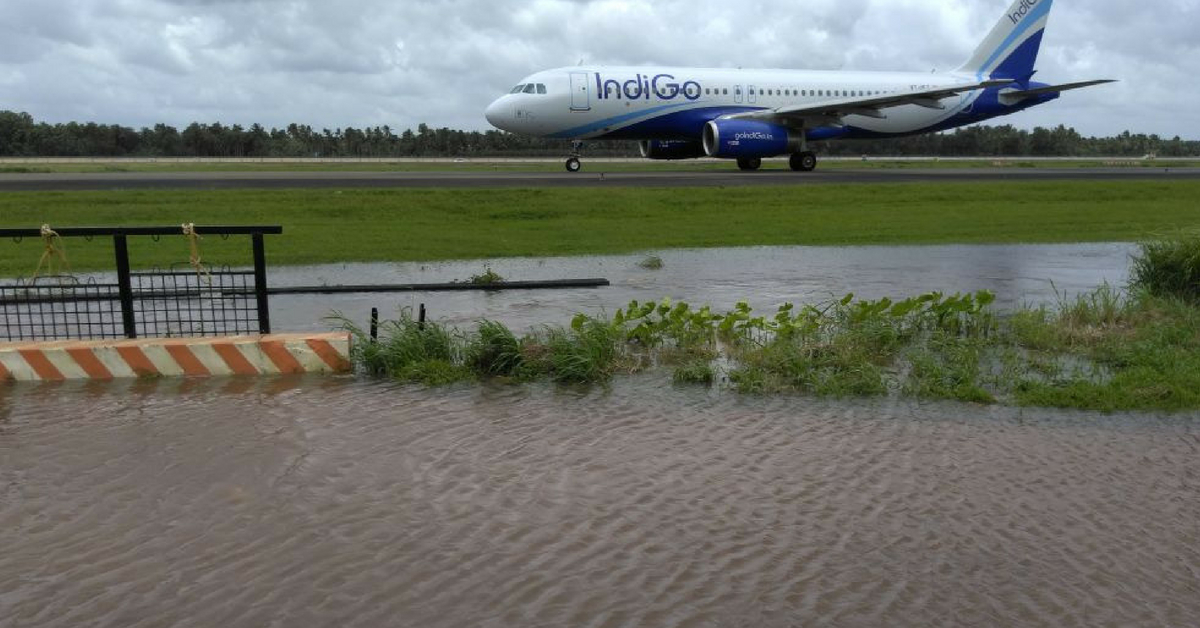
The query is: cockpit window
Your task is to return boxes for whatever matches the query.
[523,84,537,94]
[510,84,525,94]
[537,84,547,94]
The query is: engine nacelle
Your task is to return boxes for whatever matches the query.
[702,119,802,159]
[639,139,706,160]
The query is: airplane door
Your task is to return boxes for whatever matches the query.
[570,72,591,111]
[734,85,743,104]
[748,85,757,104]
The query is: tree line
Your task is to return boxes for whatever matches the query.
[0,110,1196,158]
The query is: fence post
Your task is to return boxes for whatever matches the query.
[113,234,137,339]
[252,233,271,334]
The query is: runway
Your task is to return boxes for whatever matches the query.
[2,167,1199,191]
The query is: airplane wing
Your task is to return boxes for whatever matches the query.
[725,79,1014,127]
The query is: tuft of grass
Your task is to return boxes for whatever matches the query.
[673,360,715,385]
[637,255,664,270]
[1131,231,1200,302]
[468,266,504,286]
[903,335,996,404]
[332,309,471,385]
[398,359,473,387]
[465,319,523,377]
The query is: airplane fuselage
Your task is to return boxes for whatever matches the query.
[485,66,1056,143]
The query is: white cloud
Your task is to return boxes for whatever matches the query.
[0,0,1195,137]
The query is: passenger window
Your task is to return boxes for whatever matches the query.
[723,88,728,95]
[537,84,547,94]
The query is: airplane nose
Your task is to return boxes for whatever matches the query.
[484,99,507,129]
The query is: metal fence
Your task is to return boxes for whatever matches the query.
[1,226,281,341]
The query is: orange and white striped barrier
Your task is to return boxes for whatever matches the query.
[0,332,352,382]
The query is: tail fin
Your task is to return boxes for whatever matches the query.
[959,0,1054,83]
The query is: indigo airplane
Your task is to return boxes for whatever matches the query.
[484,0,1112,172]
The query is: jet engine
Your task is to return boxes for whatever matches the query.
[702,119,802,159]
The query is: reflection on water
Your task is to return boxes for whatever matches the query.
[2,376,1198,627]
[268,243,1136,332]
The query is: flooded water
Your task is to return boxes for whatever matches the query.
[7,242,1194,627]
[268,243,1136,332]
[2,376,1198,627]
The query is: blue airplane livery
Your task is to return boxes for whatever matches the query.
[484,0,1113,172]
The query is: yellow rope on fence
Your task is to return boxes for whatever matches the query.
[31,224,69,280]
[182,222,211,285]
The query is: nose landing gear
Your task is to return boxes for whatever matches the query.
[565,140,584,172]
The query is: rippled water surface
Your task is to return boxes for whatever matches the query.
[3,376,1198,627]
[267,243,1135,332]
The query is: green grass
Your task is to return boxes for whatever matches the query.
[3,181,1200,276]
[1131,230,1200,302]
[1008,292,1200,412]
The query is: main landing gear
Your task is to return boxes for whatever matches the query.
[790,151,818,172]
[737,157,762,171]
[565,140,583,172]
[734,152,818,172]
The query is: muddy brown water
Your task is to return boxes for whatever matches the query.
[3,375,1199,627]
[5,243,1197,627]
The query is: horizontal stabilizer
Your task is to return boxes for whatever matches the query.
[1003,79,1117,98]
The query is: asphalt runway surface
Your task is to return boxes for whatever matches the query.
[2,167,1199,191]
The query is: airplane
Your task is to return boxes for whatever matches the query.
[483,0,1113,173]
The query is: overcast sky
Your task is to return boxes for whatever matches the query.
[2,0,1196,138]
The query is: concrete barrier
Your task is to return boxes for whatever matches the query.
[0,333,352,382]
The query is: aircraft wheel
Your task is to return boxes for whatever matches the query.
[737,157,762,171]
[790,151,818,172]
[565,157,582,173]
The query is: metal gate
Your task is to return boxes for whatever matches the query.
[1,225,281,341]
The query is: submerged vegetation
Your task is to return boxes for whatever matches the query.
[339,291,1199,413]
[466,266,504,286]
[338,234,1200,413]
[637,255,665,270]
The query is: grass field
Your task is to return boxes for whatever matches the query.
[2,181,1199,277]
[1,157,1196,174]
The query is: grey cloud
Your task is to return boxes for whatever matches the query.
[0,0,1194,138]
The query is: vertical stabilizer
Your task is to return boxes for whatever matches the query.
[959,0,1054,82]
